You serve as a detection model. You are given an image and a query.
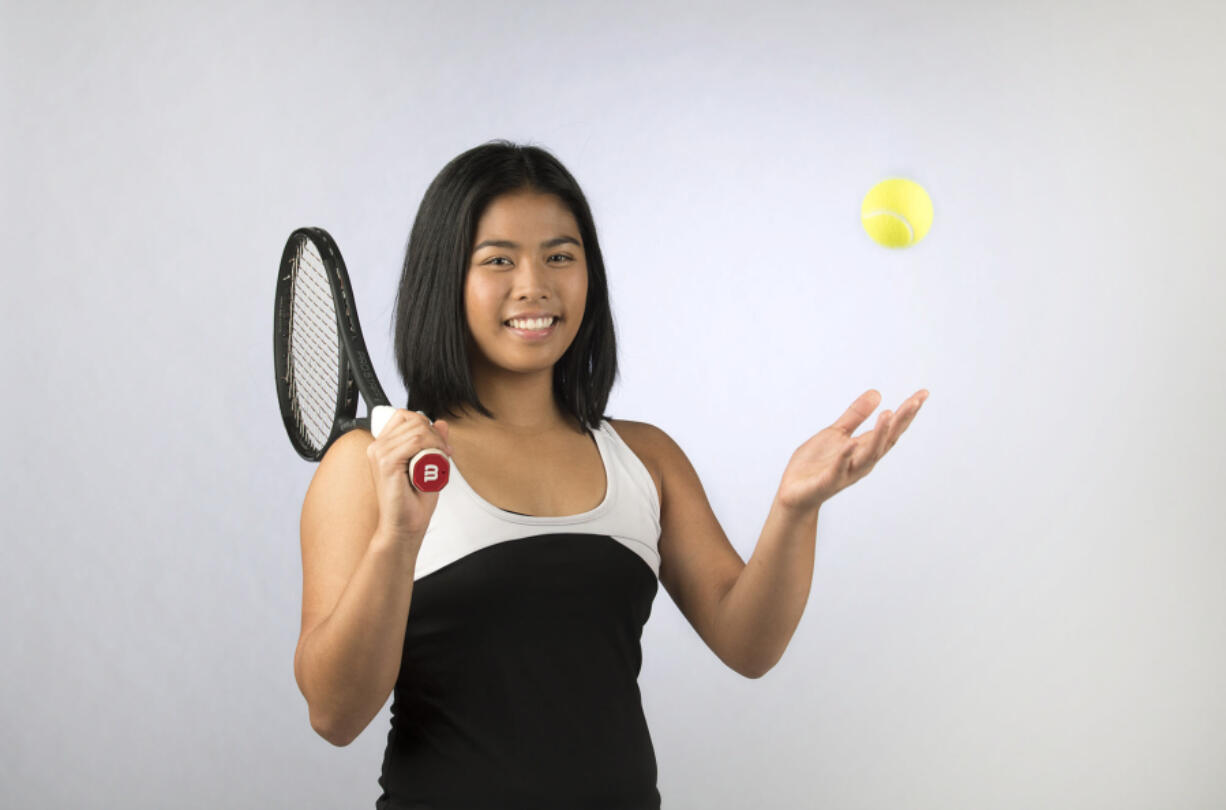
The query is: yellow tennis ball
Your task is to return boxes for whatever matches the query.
[861,178,934,248]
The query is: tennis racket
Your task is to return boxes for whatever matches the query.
[273,226,450,492]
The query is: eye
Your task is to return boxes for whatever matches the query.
[484,254,574,267]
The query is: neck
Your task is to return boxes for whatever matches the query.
[448,367,579,438]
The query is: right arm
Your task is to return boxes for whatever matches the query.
[292,414,450,746]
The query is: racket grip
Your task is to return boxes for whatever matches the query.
[371,405,396,439]
[370,406,450,492]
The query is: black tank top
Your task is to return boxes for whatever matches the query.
[374,419,663,809]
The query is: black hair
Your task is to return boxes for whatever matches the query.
[392,139,618,432]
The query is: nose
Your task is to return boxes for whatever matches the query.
[512,258,553,299]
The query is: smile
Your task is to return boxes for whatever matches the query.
[505,317,559,339]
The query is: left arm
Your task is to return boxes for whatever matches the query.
[647,424,818,680]
[648,388,927,679]
[712,498,820,679]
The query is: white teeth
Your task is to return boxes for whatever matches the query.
[507,317,556,330]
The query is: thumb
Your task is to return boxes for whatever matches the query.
[434,419,452,449]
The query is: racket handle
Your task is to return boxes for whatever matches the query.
[370,406,451,493]
[370,405,396,439]
[410,448,451,493]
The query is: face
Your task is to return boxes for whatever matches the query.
[464,190,588,375]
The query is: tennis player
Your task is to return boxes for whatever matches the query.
[293,140,927,809]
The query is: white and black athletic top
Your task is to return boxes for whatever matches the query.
[375,419,663,810]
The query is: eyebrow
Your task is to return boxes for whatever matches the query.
[473,236,582,252]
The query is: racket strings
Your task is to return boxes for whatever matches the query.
[286,238,344,451]
[291,245,344,380]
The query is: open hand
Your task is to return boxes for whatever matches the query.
[776,388,928,513]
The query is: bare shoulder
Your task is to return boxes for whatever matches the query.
[307,429,375,494]
[607,418,681,456]
[606,417,664,456]
[302,428,378,545]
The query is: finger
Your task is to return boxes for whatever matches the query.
[851,409,890,470]
[874,410,893,459]
[378,413,419,441]
[406,417,451,455]
[380,411,441,447]
[382,429,447,463]
[432,420,453,454]
[412,412,454,453]
[886,396,923,449]
[382,408,420,437]
[832,389,882,436]
[883,400,911,448]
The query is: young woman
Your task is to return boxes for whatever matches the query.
[293,140,927,809]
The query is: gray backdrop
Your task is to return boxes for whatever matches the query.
[4,0,1223,807]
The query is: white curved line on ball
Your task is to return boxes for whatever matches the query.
[863,210,914,243]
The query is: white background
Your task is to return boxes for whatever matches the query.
[3,0,1224,807]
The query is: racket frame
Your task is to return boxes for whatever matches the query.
[274,226,391,461]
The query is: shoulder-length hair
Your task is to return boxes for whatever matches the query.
[392,139,618,432]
